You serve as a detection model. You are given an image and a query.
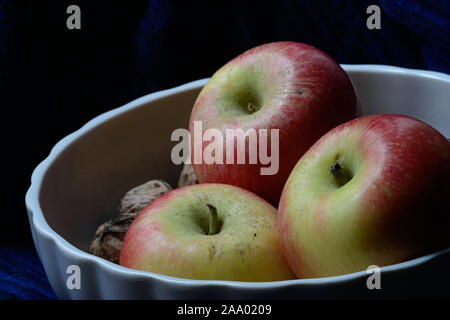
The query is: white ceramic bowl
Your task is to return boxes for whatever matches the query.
[26,65,450,299]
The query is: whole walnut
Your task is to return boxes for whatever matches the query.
[88,179,171,264]
[118,180,172,217]
[178,163,199,187]
[88,216,133,264]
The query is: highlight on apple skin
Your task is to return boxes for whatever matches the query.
[189,41,359,205]
[278,114,450,278]
[120,183,295,282]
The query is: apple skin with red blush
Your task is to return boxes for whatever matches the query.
[278,114,450,278]
[120,183,295,281]
[189,41,358,205]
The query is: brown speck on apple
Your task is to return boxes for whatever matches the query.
[209,244,217,261]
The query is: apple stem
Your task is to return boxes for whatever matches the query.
[206,203,219,235]
[330,160,352,186]
[247,102,257,113]
[330,160,342,176]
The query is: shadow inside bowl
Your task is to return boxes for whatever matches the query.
[39,86,201,251]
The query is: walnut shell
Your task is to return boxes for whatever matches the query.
[88,179,172,263]
[88,216,133,264]
[178,163,199,187]
[119,180,172,217]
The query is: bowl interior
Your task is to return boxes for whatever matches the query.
[39,87,200,250]
[348,68,450,137]
[38,67,450,254]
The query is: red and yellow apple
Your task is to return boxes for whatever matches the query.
[120,183,295,281]
[189,41,358,205]
[278,114,450,278]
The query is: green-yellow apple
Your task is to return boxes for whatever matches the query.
[278,114,450,278]
[120,183,295,281]
[189,41,358,205]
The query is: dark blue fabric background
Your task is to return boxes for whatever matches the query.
[1,0,449,299]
